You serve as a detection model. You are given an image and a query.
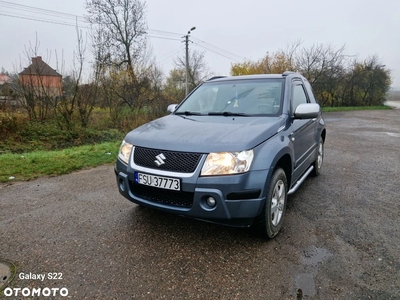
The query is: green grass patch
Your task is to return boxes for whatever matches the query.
[322,105,392,112]
[0,119,124,154]
[0,141,120,182]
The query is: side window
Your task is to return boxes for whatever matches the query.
[292,82,308,113]
[304,80,317,103]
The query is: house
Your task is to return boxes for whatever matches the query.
[0,73,12,85]
[18,56,62,99]
[0,73,17,106]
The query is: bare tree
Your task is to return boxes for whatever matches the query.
[174,50,212,93]
[86,0,158,122]
[229,41,392,107]
[15,36,63,121]
[295,44,348,106]
[54,24,87,129]
[85,0,147,78]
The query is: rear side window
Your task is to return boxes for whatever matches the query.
[304,80,317,103]
[292,82,309,113]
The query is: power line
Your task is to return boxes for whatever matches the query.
[192,37,244,61]
[147,35,181,41]
[192,41,242,62]
[0,12,89,28]
[0,11,182,42]
[148,29,182,37]
[158,46,184,59]
[1,1,245,64]
[159,49,184,64]
[0,0,85,21]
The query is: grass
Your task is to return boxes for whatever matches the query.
[322,105,392,112]
[0,141,120,182]
[0,108,161,183]
[0,105,394,183]
[0,119,124,154]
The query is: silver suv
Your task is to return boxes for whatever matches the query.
[115,72,326,239]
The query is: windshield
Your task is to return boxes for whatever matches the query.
[175,79,284,116]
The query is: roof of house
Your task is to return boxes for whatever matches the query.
[0,73,12,84]
[19,56,62,77]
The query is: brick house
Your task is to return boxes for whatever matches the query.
[19,56,62,99]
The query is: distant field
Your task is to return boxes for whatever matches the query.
[387,90,400,101]
[322,105,392,112]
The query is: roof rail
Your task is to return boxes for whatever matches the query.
[282,71,296,76]
[207,76,227,81]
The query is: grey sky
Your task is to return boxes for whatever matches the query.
[1,0,399,88]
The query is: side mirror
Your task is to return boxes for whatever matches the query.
[294,103,320,119]
[167,104,178,113]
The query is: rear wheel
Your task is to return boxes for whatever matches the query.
[311,138,324,176]
[255,168,288,239]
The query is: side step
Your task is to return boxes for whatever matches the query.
[288,165,314,195]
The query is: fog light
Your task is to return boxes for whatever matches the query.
[119,178,125,192]
[206,197,216,207]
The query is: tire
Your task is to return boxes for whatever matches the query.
[255,168,288,239]
[311,138,324,176]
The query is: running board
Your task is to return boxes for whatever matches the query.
[288,165,314,195]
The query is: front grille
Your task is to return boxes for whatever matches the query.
[134,147,203,173]
[129,181,194,208]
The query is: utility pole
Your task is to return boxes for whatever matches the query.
[184,26,196,96]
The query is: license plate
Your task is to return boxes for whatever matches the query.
[134,172,181,191]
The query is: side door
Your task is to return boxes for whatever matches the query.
[289,79,317,181]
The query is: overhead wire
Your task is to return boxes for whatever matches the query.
[0,12,89,28]
[0,0,85,21]
[147,28,182,38]
[159,49,184,64]
[0,1,244,63]
[192,41,242,62]
[158,46,184,60]
[147,35,181,41]
[191,37,244,61]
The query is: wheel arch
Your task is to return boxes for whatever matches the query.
[321,128,326,142]
[274,154,292,189]
[252,135,294,194]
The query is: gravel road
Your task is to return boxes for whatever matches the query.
[1,109,399,299]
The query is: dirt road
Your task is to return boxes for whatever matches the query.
[1,109,399,299]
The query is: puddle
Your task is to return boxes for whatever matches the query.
[303,247,333,266]
[294,247,333,298]
[0,260,15,290]
[385,132,400,137]
[295,273,316,298]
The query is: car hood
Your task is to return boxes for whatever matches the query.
[124,115,286,153]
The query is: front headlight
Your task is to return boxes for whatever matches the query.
[118,140,133,165]
[201,150,254,176]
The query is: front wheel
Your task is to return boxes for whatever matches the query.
[255,168,288,239]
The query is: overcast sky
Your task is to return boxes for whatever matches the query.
[1,0,399,88]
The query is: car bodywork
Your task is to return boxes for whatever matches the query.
[115,72,326,234]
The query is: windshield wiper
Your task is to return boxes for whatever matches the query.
[208,111,248,116]
[175,111,204,116]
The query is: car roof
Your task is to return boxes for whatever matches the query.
[206,72,302,82]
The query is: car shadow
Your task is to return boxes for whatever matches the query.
[124,203,294,246]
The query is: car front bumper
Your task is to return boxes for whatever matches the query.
[115,159,270,227]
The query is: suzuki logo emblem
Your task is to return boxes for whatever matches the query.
[154,153,166,166]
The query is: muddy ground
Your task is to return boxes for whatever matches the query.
[1,109,399,299]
